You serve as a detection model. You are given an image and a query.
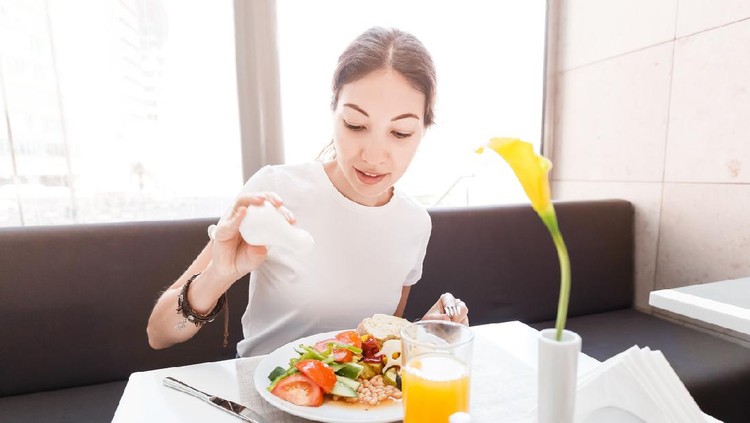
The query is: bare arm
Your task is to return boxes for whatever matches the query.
[147,192,293,349]
[394,286,411,318]
[146,242,236,349]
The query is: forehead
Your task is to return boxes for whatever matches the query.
[337,69,425,119]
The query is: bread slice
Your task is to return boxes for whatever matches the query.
[356,314,411,342]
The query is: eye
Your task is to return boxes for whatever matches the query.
[392,131,412,139]
[344,121,365,131]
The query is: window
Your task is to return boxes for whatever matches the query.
[276,0,547,207]
[0,0,241,226]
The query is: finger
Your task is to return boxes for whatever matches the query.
[234,193,267,208]
[451,299,469,323]
[277,205,296,224]
[227,205,247,227]
[214,206,247,241]
[422,313,451,322]
[440,292,458,313]
[242,243,268,256]
[264,192,284,207]
[459,315,470,326]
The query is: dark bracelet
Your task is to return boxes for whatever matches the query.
[176,273,227,327]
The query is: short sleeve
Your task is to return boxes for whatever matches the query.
[217,165,277,224]
[403,219,432,287]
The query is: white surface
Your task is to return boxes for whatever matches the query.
[575,346,705,423]
[113,321,719,423]
[649,277,750,335]
[582,407,646,423]
[558,0,677,70]
[113,321,562,422]
[666,19,750,184]
[471,321,600,375]
[113,358,243,423]
[253,330,401,423]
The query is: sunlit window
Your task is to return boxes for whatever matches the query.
[0,0,241,226]
[276,0,546,207]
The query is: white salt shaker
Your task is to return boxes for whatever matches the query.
[238,201,314,254]
[449,412,473,423]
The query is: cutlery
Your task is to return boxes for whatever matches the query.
[163,376,268,423]
[443,293,462,318]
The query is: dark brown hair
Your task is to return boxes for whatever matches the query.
[332,26,436,126]
[319,27,436,160]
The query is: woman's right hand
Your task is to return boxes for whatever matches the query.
[209,192,295,280]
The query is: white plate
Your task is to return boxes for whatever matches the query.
[253,330,402,423]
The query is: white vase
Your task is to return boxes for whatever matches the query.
[537,329,582,423]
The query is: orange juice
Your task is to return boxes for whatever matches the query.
[402,353,470,423]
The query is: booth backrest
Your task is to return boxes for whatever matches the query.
[404,200,635,324]
[0,218,248,397]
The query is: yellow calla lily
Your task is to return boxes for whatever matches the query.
[477,137,571,341]
[476,137,553,215]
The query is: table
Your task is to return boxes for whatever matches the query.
[113,321,595,422]
[649,276,750,336]
[113,321,717,422]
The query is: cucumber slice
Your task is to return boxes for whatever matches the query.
[267,366,286,381]
[334,362,363,380]
[383,367,399,387]
[331,378,358,398]
[335,375,361,391]
[329,363,345,372]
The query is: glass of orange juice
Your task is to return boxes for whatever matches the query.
[400,321,474,423]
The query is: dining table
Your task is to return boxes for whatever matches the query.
[650,276,750,336]
[112,321,717,423]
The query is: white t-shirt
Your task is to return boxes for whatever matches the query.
[228,162,432,357]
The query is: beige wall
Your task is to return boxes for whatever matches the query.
[549,0,750,312]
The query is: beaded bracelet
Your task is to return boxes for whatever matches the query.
[177,273,229,347]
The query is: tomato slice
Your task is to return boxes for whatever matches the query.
[335,330,362,348]
[314,338,338,352]
[314,338,353,363]
[333,348,353,363]
[271,373,324,407]
[295,359,337,394]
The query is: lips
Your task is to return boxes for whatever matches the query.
[355,168,386,185]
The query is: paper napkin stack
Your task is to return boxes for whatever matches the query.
[575,346,707,423]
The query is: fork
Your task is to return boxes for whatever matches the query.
[443,294,462,318]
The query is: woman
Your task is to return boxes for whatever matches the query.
[147,27,468,357]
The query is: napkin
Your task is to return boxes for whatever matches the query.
[575,346,705,423]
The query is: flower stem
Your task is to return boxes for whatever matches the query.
[551,230,570,341]
[540,209,571,341]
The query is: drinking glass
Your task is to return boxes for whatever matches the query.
[400,321,474,423]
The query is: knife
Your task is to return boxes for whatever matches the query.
[163,376,268,423]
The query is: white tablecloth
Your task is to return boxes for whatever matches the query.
[112,321,597,423]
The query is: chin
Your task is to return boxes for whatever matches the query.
[351,181,391,204]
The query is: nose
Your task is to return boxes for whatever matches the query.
[360,135,388,165]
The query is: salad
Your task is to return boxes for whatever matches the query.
[266,328,404,407]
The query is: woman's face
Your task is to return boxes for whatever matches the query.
[327,69,426,207]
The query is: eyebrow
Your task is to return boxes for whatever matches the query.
[343,103,368,117]
[343,103,420,121]
[391,113,420,121]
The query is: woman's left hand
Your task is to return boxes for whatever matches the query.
[421,292,469,326]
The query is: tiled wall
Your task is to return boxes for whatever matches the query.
[550,0,750,311]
